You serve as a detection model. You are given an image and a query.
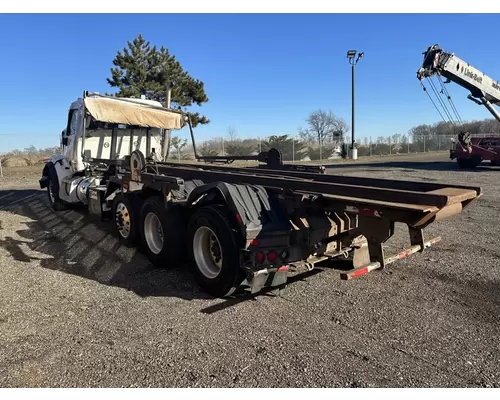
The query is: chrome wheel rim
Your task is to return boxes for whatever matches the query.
[193,226,223,279]
[144,212,163,255]
[115,202,131,239]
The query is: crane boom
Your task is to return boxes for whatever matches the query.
[417,44,500,123]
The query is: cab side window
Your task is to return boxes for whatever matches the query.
[66,109,79,136]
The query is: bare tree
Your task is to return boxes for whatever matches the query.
[298,109,350,145]
[227,126,237,141]
[200,138,223,155]
[170,136,188,161]
[480,119,500,133]
[331,117,350,143]
[391,133,402,144]
[199,141,219,157]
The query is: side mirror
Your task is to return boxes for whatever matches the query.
[61,129,68,146]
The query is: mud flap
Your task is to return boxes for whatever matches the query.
[39,176,49,189]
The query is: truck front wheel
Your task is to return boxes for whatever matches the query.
[187,205,245,298]
[139,196,185,267]
[47,170,68,211]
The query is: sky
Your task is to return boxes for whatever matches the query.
[0,13,499,152]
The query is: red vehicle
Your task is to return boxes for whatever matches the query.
[417,44,500,169]
[450,132,500,168]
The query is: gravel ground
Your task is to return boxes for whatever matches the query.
[0,155,499,388]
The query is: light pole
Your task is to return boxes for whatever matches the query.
[347,49,364,160]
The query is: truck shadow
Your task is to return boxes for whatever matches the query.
[0,188,213,301]
[0,188,332,308]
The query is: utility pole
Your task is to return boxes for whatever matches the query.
[351,62,355,155]
[346,50,364,160]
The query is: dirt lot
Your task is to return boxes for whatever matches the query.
[1,153,499,388]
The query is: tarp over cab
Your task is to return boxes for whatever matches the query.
[83,96,184,130]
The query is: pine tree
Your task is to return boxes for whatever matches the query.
[106,34,210,127]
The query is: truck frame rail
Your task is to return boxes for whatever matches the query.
[101,152,481,295]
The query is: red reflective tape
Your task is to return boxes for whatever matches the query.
[359,208,375,216]
[352,241,367,249]
[350,267,369,278]
[357,208,382,218]
[277,266,289,273]
[235,214,243,224]
[399,250,413,260]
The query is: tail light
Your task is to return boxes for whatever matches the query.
[267,251,278,263]
[255,252,265,264]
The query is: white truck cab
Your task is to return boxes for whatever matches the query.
[40,91,184,210]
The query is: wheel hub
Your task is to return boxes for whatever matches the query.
[144,212,164,255]
[193,226,223,279]
[210,236,222,264]
[115,202,131,239]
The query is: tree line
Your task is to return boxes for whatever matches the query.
[355,118,500,157]
[169,117,500,161]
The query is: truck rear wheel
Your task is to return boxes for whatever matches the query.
[187,205,245,298]
[139,196,185,268]
[113,192,141,247]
